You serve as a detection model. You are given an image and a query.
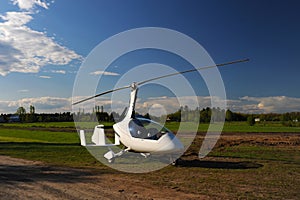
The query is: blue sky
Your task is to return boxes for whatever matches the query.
[0,0,300,114]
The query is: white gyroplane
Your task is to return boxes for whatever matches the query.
[73,59,249,164]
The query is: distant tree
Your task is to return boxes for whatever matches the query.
[211,107,225,122]
[247,115,255,126]
[16,107,26,115]
[29,105,35,114]
[96,112,109,122]
[200,107,211,123]
[167,109,181,122]
[26,105,36,122]
[109,112,118,122]
[226,109,233,122]
[280,113,290,122]
[16,107,26,122]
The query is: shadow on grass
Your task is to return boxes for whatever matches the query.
[0,162,122,186]
[177,159,263,169]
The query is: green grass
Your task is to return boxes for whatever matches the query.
[222,121,300,133]
[1,121,300,133]
[0,121,299,167]
[0,142,102,167]
[0,122,76,128]
[1,122,299,167]
[0,121,114,129]
[210,145,300,164]
[165,121,300,133]
[0,127,102,167]
[0,122,299,199]
[0,128,79,143]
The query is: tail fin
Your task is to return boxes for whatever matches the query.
[92,125,106,145]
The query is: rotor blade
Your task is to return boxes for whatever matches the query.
[72,85,131,105]
[73,58,249,105]
[138,58,249,86]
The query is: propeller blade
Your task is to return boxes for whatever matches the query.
[72,85,131,105]
[72,58,249,105]
[138,58,249,85]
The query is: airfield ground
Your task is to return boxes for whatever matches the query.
[0,123,299,199]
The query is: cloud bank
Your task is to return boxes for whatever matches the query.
[232,96,300,113]
[1,95,300,114]
[0,0,82,76]
[0,96,71,113]
[11,0,49,10]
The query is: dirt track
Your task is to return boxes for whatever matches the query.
[0,156,203,200]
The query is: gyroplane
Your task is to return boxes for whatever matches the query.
[73,59,249,164]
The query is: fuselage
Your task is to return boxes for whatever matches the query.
[112,82,184,154]
[113,117,184,154]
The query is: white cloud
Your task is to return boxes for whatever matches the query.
[234,96,300,113]
[39,75,51,79]
[148,103,167,117]
[90,70,120,76]
[0,96,66,113]
[135,96,212,115]
[0,96,113,113]
[18,89,29,93]
[11,0,49,11]
[1,95,300,114]
[72,96,115,113]
[138,95,300,115]
[0,3,82,76]
[50,70,66,74]
[0,11,32,25]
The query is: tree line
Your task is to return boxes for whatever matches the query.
[166,106,300,126]
[0,105,117,123]
[0,105,299,127]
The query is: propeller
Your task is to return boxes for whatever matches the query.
[72,58,249,105]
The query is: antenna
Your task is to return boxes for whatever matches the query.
[72,58,249,105]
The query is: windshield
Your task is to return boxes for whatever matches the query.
[129,118,170,140]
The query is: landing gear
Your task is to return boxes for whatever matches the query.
[140,153,151,158]
[170,156,181,166]
[108,158,115,163]
[104,147,130,164]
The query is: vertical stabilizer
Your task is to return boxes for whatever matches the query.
[92,125,106,145]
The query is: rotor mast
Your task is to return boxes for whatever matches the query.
[125,82,139,119]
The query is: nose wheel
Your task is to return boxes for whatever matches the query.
[104,147,131,164]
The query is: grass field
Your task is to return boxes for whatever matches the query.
[0,121,299,199]
[1,120,300,132]
[0,121,299,165]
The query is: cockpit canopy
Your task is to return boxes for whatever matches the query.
[129,118,170,140]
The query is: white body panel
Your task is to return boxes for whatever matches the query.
[113,119,184,154]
